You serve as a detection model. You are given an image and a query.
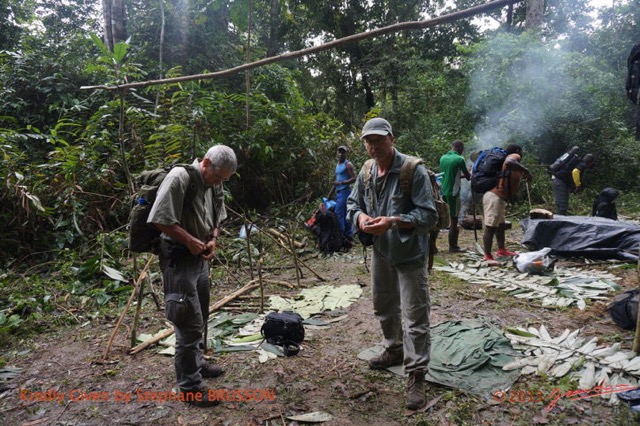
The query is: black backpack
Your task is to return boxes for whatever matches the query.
[607,289,640,330]
[551,152,581,183]
[627,43,640,105]
[128,164,198,253]
[315,209,349,254]
[470,147,508,193]
[261,311,305,356]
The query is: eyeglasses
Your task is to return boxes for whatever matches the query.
[209,164,231,182]
[363,135,389,145]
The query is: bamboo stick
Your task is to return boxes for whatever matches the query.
[129,280,261,355]
[130,253,151,347]
[209,281,261,314]
[129,327,175,355]
[266,228,305,249]
[633,248,640,352]
[260,230,326,281]
[288,231,302,288]
[105,256,154,359]
[258,258,265,313]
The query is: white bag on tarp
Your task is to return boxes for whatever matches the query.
[513,247,556,274]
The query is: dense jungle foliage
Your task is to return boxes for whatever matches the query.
[1,0,639,334]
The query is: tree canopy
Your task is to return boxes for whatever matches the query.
[0,0,639,264]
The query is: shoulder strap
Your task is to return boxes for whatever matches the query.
[425,168,441,200]
[175,164,199,202]
[361,159,375,185]
[399,156,423,197]
[361,159,375,208]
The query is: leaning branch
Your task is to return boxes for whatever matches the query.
[81,0,521,92]
[129,281,261,355]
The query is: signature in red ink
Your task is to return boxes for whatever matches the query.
[544,383,636,412]
[492,382,636,412]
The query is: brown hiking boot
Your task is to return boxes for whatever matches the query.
[201,363,225,378]
[368,348,403,370]
[406,371,426,410]
[179,387,220,408]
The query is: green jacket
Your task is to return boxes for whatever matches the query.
[347,149,438,266]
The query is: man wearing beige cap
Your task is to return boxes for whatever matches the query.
[347,117,438,410]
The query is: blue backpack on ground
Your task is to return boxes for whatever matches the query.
[470,147,508,193]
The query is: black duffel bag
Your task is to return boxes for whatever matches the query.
[261,311,305,356]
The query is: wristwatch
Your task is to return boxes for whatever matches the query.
[391,217,398,231]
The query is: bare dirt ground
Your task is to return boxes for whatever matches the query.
[1,225,638,426]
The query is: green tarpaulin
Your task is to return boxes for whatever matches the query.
[359,319,520,397]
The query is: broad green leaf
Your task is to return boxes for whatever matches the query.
[102,265,127,282]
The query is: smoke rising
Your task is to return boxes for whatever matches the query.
[467,33,578,153]
[458,33,586,218]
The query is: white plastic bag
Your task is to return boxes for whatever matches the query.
[513,247,556,274]
[239,224,259,239]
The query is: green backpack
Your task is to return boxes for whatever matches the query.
[128,164,198,254]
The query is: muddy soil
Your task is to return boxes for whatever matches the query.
[0,225,637,426]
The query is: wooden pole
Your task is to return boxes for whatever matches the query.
[261,230,326,281]
[266,227,304,248]
[81,0,522,91]
[209,281,260,314]
[288,227,302,288]
[633,248,640,352]
[129,280,261,355]
[130,255,147,348]
[243,216,255,279]
[129,327,175,355]
[258,258,265,313]
[104,256,154,359]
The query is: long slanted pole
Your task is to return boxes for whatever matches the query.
[81,0,522,92]
[633,248,640,352]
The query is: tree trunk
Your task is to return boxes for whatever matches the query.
[525,0,544,30]
[102,0,127,52]
[267,0,280,57]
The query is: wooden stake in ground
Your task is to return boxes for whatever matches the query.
[287,228,302,287]
[243,215,255,279]
[258,258,265,313]
[130,253,151,348]
[260,229,326,281]
[105,256,154,359]
[633,248,640,352]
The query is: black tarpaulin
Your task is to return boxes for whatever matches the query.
[521,216,640,261]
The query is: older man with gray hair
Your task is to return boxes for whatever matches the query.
[149,144,236,407]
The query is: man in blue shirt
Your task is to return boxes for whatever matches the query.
[333,145,356,240]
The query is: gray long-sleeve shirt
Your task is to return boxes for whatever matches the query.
[347,149,438,266]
